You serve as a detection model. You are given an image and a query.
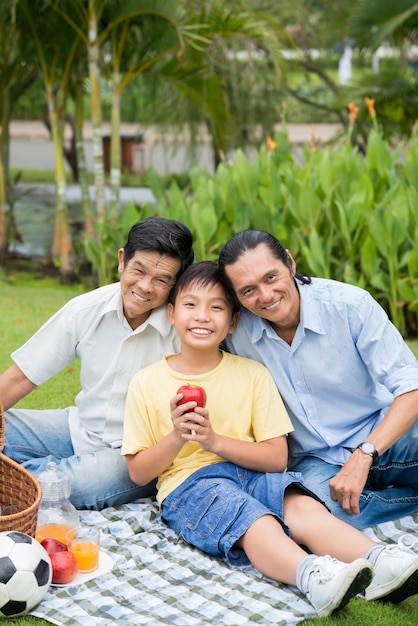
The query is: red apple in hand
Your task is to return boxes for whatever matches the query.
[177,384,207,408]
[41,538,68,556]
[50,550,79,584]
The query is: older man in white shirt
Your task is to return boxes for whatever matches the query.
[0,217,194,509]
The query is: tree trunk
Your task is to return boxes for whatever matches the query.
[87,4,106,226]
[109,69,122,224]
[0,102,8,258]
[46,84,76,282]
[75,66,95,241]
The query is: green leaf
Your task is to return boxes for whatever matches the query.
[148,168,167,202]
[366,130,391,175]
[213,162,231,203]
[297,186,321,230]
[398,278,416,302]
[231,149,258,204]
[319,149,336,198]
[361,236,378,277]
[168,180,187,221]
[408,250,418,278]
[404,136,418,190]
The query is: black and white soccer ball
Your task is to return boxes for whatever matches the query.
[0,530,52,618]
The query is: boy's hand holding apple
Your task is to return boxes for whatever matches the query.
[176,384,207,437]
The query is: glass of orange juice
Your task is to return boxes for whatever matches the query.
[66,527,100,573]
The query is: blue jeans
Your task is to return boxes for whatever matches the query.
[3,408,156,510]
[161,462,315,566]
[291,422,418,529]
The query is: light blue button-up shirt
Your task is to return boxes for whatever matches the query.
[223,278,418,468]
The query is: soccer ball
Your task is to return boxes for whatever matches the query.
[0,531,52,618]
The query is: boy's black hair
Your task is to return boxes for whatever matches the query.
[168,261,240,316]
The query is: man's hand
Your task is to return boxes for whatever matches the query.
[329,449,372,515]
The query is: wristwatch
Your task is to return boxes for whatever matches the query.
[355,442,379,467]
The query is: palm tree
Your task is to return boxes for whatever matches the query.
[100,0,197,222]
[346,0,418,140]
[0,0,38,258]
[349,0,418,49]
[57,0,285,284]
[238,0,353,129]
[21,0,80,281]
[53,0,207,284]
[136,2,285,169]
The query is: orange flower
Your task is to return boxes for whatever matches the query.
[266,136,277,153]
[347,102,359,126]
[365,97,376,119]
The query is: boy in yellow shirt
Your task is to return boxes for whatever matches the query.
[122,261,418,617]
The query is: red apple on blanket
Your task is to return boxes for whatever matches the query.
[177,384,207,408]
[41,538,68,556]
[50,550,79,584]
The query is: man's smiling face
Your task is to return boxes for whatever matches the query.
[118,249,181,329]
[224,243,300,335]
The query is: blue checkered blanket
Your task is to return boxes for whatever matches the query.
[32,501,418,625]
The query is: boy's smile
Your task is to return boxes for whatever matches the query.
[168,282,237,351]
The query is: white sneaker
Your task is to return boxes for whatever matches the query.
[305,555,373,617]
[365,543,418,603]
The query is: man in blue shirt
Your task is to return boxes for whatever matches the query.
[219,229,418,530]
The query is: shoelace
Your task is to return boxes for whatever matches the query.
[308,557,340,584]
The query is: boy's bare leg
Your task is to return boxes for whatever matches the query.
[283,487,375,561]
[237,509,374,617]
[236,514,308,584]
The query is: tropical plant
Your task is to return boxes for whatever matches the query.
[111,105,417,337]
[73,0,286,285]
[0,0,38,257]
[349,0,418,49]
[20,0,82,281]
[343,0,418,143]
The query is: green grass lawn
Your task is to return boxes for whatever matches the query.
[1,271,417,626]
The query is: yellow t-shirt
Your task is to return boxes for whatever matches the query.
[122,351,293,504]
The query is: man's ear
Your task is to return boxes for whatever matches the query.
[117,248,125,273]
[286,249,297,276]
[228,311,240,334]
[167,302,175,326]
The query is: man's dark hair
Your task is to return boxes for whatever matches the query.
[123,217,194,274]
[169,261,240,316]
[219,229,311,285]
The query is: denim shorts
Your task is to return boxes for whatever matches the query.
[161,462,319,566]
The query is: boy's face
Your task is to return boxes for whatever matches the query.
[167,281,238,349]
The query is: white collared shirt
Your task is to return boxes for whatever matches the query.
[12,283,180,453]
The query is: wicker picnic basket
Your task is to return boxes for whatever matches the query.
[0,402,42,537]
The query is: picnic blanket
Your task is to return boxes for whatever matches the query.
[32,501,418,626]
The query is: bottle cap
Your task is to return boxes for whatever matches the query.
[37,461,71,500]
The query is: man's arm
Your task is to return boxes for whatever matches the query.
[0,364,37,410]
[329,388,418,515]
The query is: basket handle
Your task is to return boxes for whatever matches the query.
[0,401,4,453]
